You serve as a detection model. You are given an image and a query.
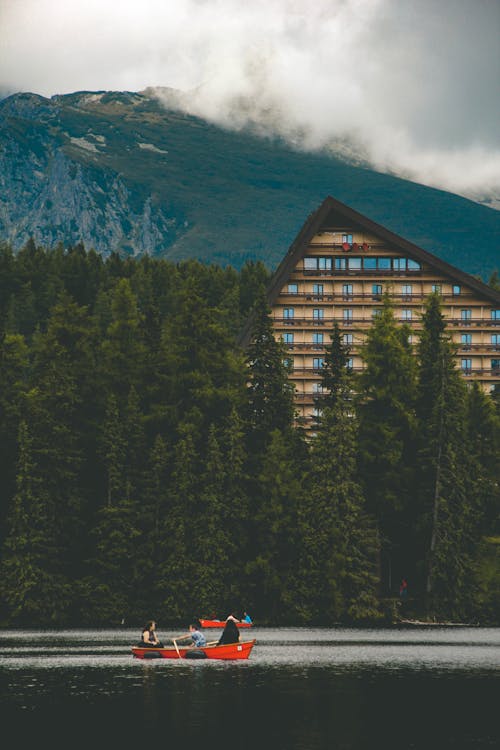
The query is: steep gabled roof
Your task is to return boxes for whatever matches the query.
[237,195,500,347]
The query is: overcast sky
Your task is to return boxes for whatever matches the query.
[1,0,499,199]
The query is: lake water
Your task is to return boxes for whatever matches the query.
[1,626,499,749]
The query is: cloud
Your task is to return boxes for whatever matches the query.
[1,0,499,200]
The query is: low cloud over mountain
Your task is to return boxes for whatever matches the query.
[1,0,499,204]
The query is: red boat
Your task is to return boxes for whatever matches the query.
[131,639,256,660]
[199,618,253,628]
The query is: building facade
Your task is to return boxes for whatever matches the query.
[239,196,500,426]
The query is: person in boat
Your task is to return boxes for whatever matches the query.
[188,622,207,648]
[140,620,163,647]
[242,611,252,624]
[176,623,207,649]
[217,617,240,645]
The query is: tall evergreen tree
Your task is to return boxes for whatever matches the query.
[415,292,482,619]
[0,420,71,624]
[81,393,142,624]
[295,326,380,624]
[466,384,500,534]
[245,293,295,450]
[156,422,200,620]
[246,429,304,622]
[317,321,352,410]
[190,426,234,614]
[100,278,147,400]
[0,334,29,539]
[357,295,417,594]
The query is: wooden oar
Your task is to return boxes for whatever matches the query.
[172,638,181,658]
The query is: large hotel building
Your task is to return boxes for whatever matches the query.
[239,196,500,426]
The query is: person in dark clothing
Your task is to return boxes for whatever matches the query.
[217,617,240,645]
[399,579,408,600]
[140,620,164,647]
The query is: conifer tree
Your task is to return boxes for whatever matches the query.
[0,420,71,624]
[101,394,127,507]
[0,334,29,538]
[190,425,233,613]
[295,324,380,623]
[317,321,352,409]
[246,428,304,621]
[466,384,500,534]
[245,292,295,450]
[132,433,170,617]
[415,293,481,619]
[100,278,147,400]
[82,392,142,624]
[156,422,200,619]
[357,295,417,594]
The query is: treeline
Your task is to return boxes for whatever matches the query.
[0,240,499,627]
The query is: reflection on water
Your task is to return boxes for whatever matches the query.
[1,627,499,749]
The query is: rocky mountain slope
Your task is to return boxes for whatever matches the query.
[0,89,498,278]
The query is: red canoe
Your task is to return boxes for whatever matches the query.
[131,639,256,660]
[200,618,253,628]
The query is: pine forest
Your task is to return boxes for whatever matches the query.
[0,240,499,628]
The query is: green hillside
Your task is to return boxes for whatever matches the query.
[0,90,498,278]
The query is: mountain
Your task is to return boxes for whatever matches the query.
[0,89,498,279]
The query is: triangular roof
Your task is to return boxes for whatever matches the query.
[238,195,500,347]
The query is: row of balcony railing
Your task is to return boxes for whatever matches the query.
[278,292,475,301]
[287,366,500,377]
[300,269,423,276]
[283,343,500,353]
[275,316,500,327]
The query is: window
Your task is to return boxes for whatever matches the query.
[372,283,382,299]
[492,334,500,350]
[342,283,353,299]
[342,234,353,244]
[313,357,324,370]
[408,334,413,344]
[313,308,324,324]
[378,258,391,270]
[461,358,472,374]
[343,309,353,325]
[287,283,298,294]
[491,359,500,374]
[283,357,293,370]
[372,308,382,318]
[335,257,347,270]
[347,257,361,270]
[312,332,324,348]
[343,333,353,345]
[304,256,332,272]
[283,332,294,346]
[432,284,442,294]
[364,258,377,270]
[346,357,353,370]
[304,257,317,270]
[283,308,294,323]
[461,309,471,325]
[492,310,500,320]
[461,333,472,349]
[407,259,421,270]
[402,284,412,299]
[453,285,461,296]
[312,283,323,298]
[393,258,407,270]
[312,382,324,394]
[312,406,323,418]
[401,309,412,321]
